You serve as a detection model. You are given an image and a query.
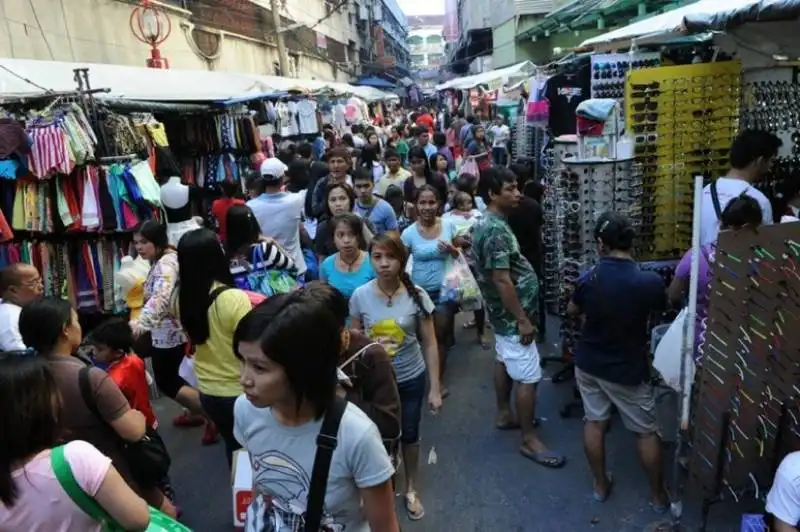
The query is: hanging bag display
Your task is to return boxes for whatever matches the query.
[245,397,348,532]
[78,367,171,486]
[50,445,190,532]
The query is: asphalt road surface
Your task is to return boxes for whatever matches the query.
[155,316,744,531]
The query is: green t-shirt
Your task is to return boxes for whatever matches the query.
[395,139,409,161]
[471,212,539,336]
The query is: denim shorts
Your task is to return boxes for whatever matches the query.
[424,289,455,313]
[397,370,427,444]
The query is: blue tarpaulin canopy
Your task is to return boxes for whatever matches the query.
[356,76,397,89]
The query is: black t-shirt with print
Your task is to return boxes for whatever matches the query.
[545,66,591,136]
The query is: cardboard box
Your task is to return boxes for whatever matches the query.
[232,450,253,530]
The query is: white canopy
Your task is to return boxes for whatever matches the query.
[0,58,270,101]
[580,0,767,48]
[435,61,535,91]
[0,58,402,103]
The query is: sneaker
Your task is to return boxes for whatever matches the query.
[202,420,219,445]
[172,410,204,428]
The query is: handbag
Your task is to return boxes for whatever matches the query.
[79,367,171,486]
[247,244,298,297]
[50,444,190,532]
[246,397,347,532]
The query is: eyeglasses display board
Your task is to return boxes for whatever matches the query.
[626,60,743,260]
[688,222,800,502]
[542,137,578,314]
[557,158,643,352]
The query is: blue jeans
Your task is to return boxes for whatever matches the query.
[397,371,427,444]
[492,147,508,166]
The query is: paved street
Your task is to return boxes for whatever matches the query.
[155,316,743,531]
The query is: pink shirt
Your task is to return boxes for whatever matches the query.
[0,440,111,532]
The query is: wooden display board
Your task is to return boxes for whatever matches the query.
[688,221,800,500]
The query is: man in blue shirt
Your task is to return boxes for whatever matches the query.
[417,128,438,160]
[351,169,398,235]
[567,212,668,511]
[247,158,307,277]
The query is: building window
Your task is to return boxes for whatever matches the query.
[407,35,424,45]
[427,35,442,43]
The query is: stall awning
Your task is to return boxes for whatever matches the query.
[435,61,535,91]
[356,77,397,89]
[0,58,270,101]
[0,58,403,104]
[580,0,800,48]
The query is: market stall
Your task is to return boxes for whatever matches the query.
[568,0,800,527]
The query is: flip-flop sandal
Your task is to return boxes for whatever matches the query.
[405,492,425,521]
[592,473,614,502]
[495,420,520,430]
[463,320,476,329]
[650,501,669,515]
[520,448,567,469]
[479,337,491,349]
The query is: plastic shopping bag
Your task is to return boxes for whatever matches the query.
[653,308,695,392]
[439,252,482,311]
[458,157,479,178]
[178,356,199,388]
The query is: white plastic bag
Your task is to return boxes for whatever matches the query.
[178,356,199,388]
[439,252,482,311]
[653,308,695,392]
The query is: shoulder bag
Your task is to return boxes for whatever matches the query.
[304,396,347,532]
[50,444,190,532]
[78,367,171,487]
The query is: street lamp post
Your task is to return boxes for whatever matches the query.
[130,0,173,69]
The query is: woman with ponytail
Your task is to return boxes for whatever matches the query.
[349,232,441,522]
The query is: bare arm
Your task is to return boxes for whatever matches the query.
[93,465,151,530]
[109,409,146,442]
[418,315,442,410]
[667,276,689,307]
[361,480,400,532]
[350,316,364,332]
[491,269,529,321]
[775,520,800,532]
[491,269,534,344]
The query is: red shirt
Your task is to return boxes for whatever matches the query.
[211,198,245,242]
[416,114,435,133]
[107,355,158,429]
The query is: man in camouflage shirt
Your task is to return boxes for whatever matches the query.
[472,167,565,469]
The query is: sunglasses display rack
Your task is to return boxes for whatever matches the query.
[626,60,742,260]
[542,136,579,313]
[687,223,800,508]
[558,157,644,352]
[740,69,797,147]
[591,52,661,105]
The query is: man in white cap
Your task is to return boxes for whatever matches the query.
[246,158,307,277]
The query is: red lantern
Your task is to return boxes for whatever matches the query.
[130,0,172,69]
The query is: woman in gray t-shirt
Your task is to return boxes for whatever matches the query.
[349,232,442,522]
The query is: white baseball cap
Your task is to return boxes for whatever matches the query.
[259,158,288,181]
